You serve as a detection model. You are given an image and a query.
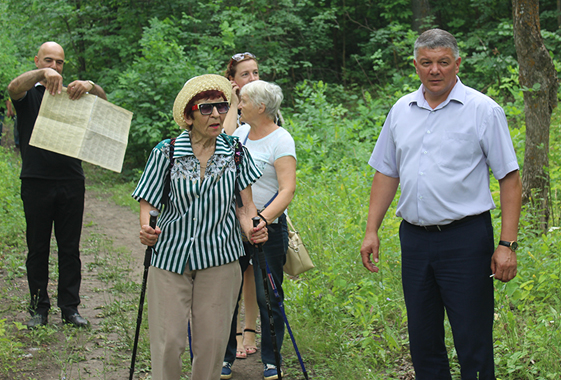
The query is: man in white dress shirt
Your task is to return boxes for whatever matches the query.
[360,29,522,380]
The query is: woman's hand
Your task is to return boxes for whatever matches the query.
[140,224,161,246]
[246,219,268,245]
[230,80,241,103]
[139,199,161,246]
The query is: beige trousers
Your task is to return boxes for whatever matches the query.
[147,260,242,380]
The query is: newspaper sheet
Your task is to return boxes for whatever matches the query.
[29,88,133,172]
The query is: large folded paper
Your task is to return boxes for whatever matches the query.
[30,88,133,172]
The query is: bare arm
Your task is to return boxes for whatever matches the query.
[8,68,63,100]
[139,199,161,246]
[491,170,522,282]
[223,81,241,135]
[236,186,268,245]
[259,156,296,223]
[360,171,400,273]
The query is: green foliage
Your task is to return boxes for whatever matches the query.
[0,147,25,250]
[287,80,392,173]
[3,0,559,171]
[0,36,23,102]
[2,0,561,377]
[0,319,23,376]
[111,17,192,170]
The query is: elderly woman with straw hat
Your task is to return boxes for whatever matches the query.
[132,74,268,380]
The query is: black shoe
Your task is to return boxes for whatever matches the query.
[27,314,48,329]
[62,312,89,327]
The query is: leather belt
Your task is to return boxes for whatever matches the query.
[409,211,489,232]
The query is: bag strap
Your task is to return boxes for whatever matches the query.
[162,134,245,209]
[286,214,296,231]
[161,137,176,208]
[263,191,278,208]
[221,133,245,207]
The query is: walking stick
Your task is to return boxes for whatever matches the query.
[265,261,309,379]
[129,209,159,380]
[253,217,283,379]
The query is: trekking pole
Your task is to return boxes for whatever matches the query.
[129,209,159,380]
[265,261,309,379]
[253,217,282,379]
[188,319,193,362]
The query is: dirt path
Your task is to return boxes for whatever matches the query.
[81,190,264,380]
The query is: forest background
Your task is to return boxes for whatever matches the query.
[1,0,561,379]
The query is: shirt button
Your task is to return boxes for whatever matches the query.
[427,130,431,134]
[419,172,424,175]
[423,150,428,154]
[193,218,196,221]
[190,237,194,241]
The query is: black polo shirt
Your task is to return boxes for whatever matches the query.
[13,84,84,180]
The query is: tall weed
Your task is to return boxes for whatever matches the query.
[0,147,25,250]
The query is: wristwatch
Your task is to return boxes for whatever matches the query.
[87,80,95,91]
[498,240,518,252]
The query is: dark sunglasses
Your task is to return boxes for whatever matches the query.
[231,52,256,61]
[191,102,229,115]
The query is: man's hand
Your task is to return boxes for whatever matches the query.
[360,233,381,273]
[43,68,63,96]
[490,245,517,282]
[66,80,94,100]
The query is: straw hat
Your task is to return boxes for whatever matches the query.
[173,74,232,128]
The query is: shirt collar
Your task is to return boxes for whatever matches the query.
[172,130,234,159]
[409,76,466,110]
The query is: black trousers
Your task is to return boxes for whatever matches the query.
[400,212,496,380]
[21,178,85,317]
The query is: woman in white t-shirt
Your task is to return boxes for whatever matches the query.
[222,80,296,380]
[222,52,262,364]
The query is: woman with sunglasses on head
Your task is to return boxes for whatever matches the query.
[132,74,268,380]
[224,52,260,136]
[221,80,296,380]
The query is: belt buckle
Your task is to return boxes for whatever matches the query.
[423,225,442,232]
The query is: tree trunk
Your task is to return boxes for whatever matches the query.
[558,0,561,29]
[512,0,558,231]
[411,0,431,33]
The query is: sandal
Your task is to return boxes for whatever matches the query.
[243,329,258,355]
[236,332,247,359]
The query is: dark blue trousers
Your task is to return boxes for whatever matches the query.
[21,178,85,317]
[224,214,288,366]
[399,212,496,380]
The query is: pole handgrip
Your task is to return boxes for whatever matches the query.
[149,210,159,229]
[252,216,260,228]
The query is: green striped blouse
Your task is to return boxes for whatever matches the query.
[132,131,262,273]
